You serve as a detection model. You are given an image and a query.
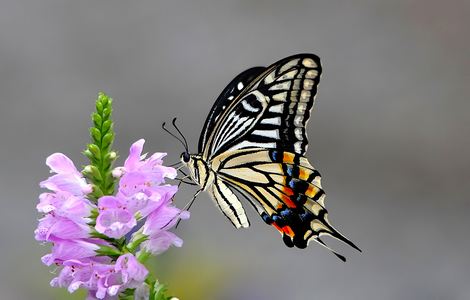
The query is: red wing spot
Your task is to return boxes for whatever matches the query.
[272,223,295,238]
[272,223,283,233]
[281,194,297,209]
[282,186,294,196]
[282,226,295,237]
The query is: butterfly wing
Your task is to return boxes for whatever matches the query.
[206,176,250,229]
[193,54,359,256]
[201,54,322,159]
[212,148,361,258]
[198,66,266,153]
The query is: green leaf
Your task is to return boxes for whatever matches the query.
[95,245,122,257]
[150,281,174,300]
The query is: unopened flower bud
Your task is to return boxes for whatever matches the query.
[83,165,103,182]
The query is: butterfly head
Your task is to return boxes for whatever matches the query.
[180,151,190,163]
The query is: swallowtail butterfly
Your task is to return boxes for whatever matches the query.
[174,54,360,260]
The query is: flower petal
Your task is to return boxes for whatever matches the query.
[142,231,183,255]
[96,208,136,238]
[46,153,79,174]
[143,205,189,236]
[124,139,145,171]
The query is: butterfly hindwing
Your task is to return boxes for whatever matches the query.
[202,54,322,159]
[207,176,250,229]
[211,148,360,253]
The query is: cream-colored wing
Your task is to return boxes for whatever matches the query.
[207,176,250,229]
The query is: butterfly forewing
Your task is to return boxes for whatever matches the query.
[198,67,265,153]
[202,54,322,159]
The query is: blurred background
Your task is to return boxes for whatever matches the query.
[1,0,469,299]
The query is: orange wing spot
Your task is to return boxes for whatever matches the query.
[276,203,283,210]
[306,185,319,198]
[299,168,310,181]
[283,152,294,164]
[281,193,297,208]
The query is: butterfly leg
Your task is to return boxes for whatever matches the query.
[174,189,202,229]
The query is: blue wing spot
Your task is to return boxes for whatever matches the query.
[285,165,294,177]
[272,215,285,227]
[261,212,273,224]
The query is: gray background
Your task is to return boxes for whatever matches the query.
[1,1,469,299]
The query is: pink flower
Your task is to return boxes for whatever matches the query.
[123,140,175,178]
[37,191,92,223]
[51,258,108,293]
[141,205,189,255]
[35,214,90,241]
[114,139,177,190]
[35,191,93,242]
[141,231,184,255]
[117,181,177,219]
[37,139,187,299]
[41,239,102,266]
[40,153,92,196]
[95,196,137,238]
[51,254,147,300]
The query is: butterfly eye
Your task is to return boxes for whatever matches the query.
[181,152,190,163]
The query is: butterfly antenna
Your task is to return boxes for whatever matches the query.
[172,117,189,152]
[162,120,187,151]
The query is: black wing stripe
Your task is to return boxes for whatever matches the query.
[238,58,321,155]
[198,67,265,153]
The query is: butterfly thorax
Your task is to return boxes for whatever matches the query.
[181,153,215,191]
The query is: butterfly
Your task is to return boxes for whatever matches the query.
[169,54,361,261]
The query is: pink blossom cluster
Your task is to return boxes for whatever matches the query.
[35,139,189,299]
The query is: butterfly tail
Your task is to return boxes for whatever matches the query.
[316,213,362,253]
